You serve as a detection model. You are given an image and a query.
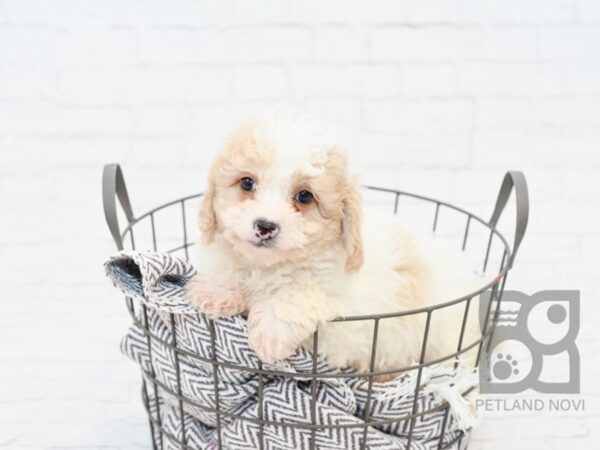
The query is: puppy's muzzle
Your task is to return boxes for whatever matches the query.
[254,218,279,241]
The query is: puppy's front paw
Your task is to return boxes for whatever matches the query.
[248,326,298,364]
[186,275,245,318]
[247,305,313,363]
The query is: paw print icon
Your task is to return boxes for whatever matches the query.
[493,354,519,380]
[479,290,580,394]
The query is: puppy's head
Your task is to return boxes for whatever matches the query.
[199,115,363,272]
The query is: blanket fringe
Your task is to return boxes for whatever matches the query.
[424,369,482,431]
[376,361,482,431]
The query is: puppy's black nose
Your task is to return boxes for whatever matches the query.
[254,218,279,239]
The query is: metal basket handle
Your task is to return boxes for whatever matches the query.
[489,171,529,267]
[103,163,134,250]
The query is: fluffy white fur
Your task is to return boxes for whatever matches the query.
[187,114,481,374]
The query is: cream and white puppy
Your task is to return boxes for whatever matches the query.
[187,115,480,373]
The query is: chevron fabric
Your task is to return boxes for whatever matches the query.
[105,251,475,450]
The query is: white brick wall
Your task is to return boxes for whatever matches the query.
[0,1,598,448]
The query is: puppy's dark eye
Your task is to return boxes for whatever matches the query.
[295,190,313,204]
[240,177,255,192]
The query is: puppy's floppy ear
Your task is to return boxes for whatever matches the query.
[342,174,363,272]
[199,174,217,245]
[326,147,363,272]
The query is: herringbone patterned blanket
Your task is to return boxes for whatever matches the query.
[105,251,477,450]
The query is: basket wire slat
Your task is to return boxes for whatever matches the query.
[102,164,528,450]
[144,303,163,450]
[257,358,265,450]
[406,310,432,450]
[462,215,471,252]
[170,313,188,445]
[360,318,380,450]
[209,319,224,449]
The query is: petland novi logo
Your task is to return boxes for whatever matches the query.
[479,290,580,394]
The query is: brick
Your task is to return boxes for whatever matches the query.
[460,0,539,24]
[213,26,313,63]
[538,0,578,24]
[563,170,600,201]
[233,0,295,23]
[304,97,362,125]
[402,63,457,96]
[532,97,600,126]
[355,0,412,23]
[124,0,232,26]
[354,65,402,97]
[234,65,288,99]
[364,98,474,133]
[292,64,359,96]
[0,137,131,167]
[3,0,123,25]
[540,25,600,60]
[191,104,259,146]
[565,63,600,94]
[522,233,581,263]
[0,27,57,63]
[61,106,137,135]
[314,26,369,62]
[529,125,600,167]
[577,0,600,23]
[303,0,455,25]
[291,64,401,97]
[469,436,558,450]
[471,129,528,168]
[457,62,566,95]
[139,27,197,63]
[3,0,231,26]
[58,67,128,104]
[0,66,58,99]
[371,26,483,61]
[408,0,460,23]
[135,104,190,136]
[59,66,234,104]
[292,0,364,23]
[0,101,63,135]
[483,27,539,60]
[360,168,453,199]
[353,130,472,168]
[0,172,56,210]
[129,139,187,167]
[475,416,588,439]
[57,28,137,64]
[475,98,532,129]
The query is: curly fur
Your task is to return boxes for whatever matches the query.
[187,114,480,372]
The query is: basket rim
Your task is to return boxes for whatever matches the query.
[120,185,512,322]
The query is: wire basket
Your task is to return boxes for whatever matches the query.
[103,164,528,450]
